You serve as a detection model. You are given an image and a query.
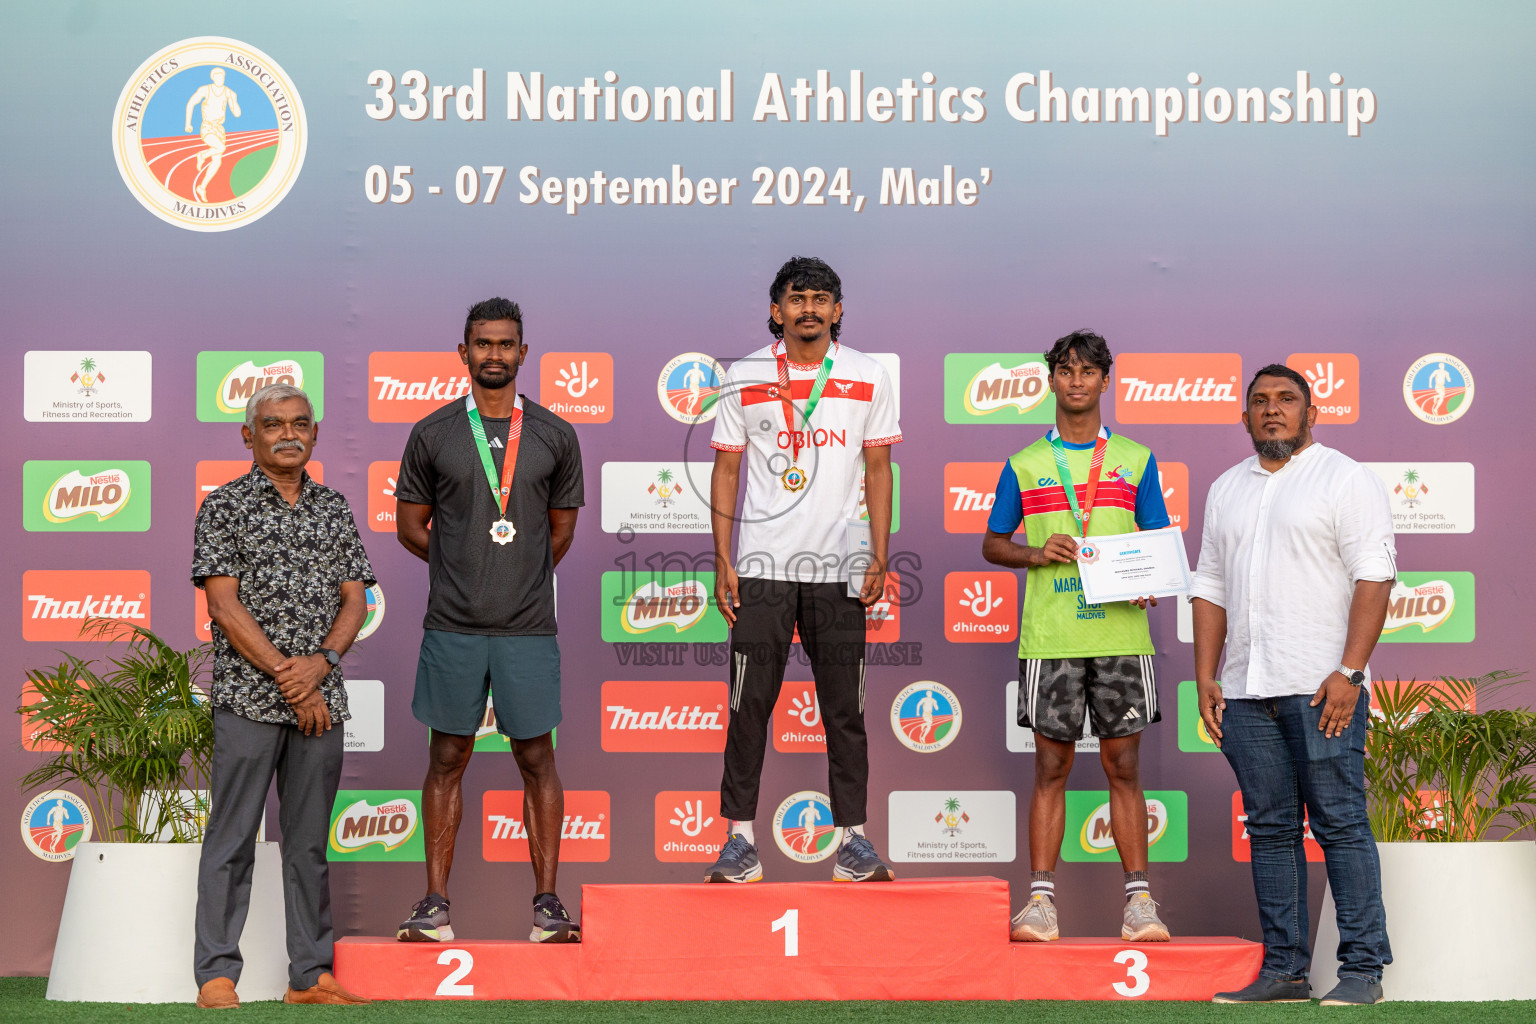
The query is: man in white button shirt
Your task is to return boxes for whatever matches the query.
[1191,364,1396,1007]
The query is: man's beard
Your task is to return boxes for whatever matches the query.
[473,364,514,390]
[1251,428,1305,460]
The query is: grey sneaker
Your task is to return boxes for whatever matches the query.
[1010,894,1059,941]
[1213,977,1312,1003]
[1121,892,1171,941]
[833,833,894,881]
[397,893,452,942]
[1320,977,1384,1005]
[530,893,581,943]
[705,833,763,883]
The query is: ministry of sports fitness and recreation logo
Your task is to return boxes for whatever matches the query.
[890,681,963,753]
[772,791,839,863]
[1403,353,1474,425]
[21,790,94,863]
[112,38,307,231]
[657,353,724,424]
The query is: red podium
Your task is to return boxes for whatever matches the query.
[334,878,1260,1001]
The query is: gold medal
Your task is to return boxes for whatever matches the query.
[781,465,808,492]
[489,518,516,545]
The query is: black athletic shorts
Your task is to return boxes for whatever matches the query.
[1017,655,1159,743]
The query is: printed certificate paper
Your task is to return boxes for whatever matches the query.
[1076,527,1192,605]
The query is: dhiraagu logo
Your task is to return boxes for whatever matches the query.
[24,461,151,532]
[1379,572,1475,643]
[196,351,324,422]
[1062,790,1188,863]
[944,354,1055,424]
[1177,681,1220,753]
[328,790,423,861]
[600,571,726,642]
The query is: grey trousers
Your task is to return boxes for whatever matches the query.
[194,709,344,991]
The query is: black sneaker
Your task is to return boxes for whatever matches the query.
[705,833,763,883]
[1212,976,1311,1003]
[397,893,452,942]
[1320,977,1384,1005]
[531,893,581,943]
[832,832,895,881]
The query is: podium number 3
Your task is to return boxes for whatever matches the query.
[771,908,799,957]
[436,949,474,996]
[1113,949,1150,997]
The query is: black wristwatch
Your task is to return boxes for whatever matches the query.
[1337,663,1366,687]
[318,647,341,668]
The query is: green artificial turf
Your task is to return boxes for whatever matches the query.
[1,978,1532,1024]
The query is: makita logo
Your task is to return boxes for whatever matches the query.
[368,352,475,422]
[372,375,471,403]
[1119,377,1236,403]
[22,570,153,641]
[949,486,994,512]
[483,789,610,861]
[487,813,607,842]
[218,360,302,414]
[28,594,146,621]
[1114,353,1243,424]
[606,705,722,731]
[600,680,728,752]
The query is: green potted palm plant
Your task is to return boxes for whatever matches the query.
[1311,671,1536,1002]
[18,620,288,1003]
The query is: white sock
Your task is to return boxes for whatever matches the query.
[841,823,865,846]
[729,820,755,844]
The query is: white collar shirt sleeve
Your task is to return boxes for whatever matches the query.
[1189,443,1397,700]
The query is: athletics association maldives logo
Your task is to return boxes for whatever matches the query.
[657,353,724,424]
[891,681,962,753]
[21,790,93,863]
[1404,353,1474,425]
[356,583,386,641]
[112,38,307,231]
[772,791,839,863]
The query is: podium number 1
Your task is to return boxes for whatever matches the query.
[771,908,799,957]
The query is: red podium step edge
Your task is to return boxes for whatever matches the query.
[1012,937,1262,1001]
[335,878,1261,1001]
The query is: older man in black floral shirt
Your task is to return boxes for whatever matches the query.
[191,383,376,1009]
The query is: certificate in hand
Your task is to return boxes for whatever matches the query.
[1076,526,1192,605]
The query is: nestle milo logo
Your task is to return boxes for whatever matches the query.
[600,571,727,643]
[197,351,325,422]
[1379,572,1475,645]
[24,461,151,532]
[1062,789,1188,863]
[327,790,424,861]
[944,353,1056,424]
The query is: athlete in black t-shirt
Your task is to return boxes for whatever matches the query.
[393,297,585,944]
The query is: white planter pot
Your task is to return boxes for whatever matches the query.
[1311,840,1536,1001]
[46,841,289,1003]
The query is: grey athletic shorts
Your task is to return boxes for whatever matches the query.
[412,629,561,740]
[1017,656,1159,743]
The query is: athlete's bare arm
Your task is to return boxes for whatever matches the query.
[549,508,578,566]
[397,500,433,561]
[710,449,743,626]
[982,528,1077,568]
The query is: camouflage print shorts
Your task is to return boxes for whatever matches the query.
[1017,656,1160,743]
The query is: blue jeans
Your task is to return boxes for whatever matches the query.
[1221,693,1391,983]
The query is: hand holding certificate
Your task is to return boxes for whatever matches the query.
[1075,526,1193,605]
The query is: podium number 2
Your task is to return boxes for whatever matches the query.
[1112,949,1150,997]
[771,908,799,957]
[436,949,474,996]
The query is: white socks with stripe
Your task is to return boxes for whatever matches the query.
[1030,871,1055,901]
[729,821,755,845]
[1125,871,1151,901]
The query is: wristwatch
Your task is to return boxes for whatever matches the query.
[1336,663,1366,687]
[318,648,341,668]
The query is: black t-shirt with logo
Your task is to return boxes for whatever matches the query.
[395,396,584,636]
